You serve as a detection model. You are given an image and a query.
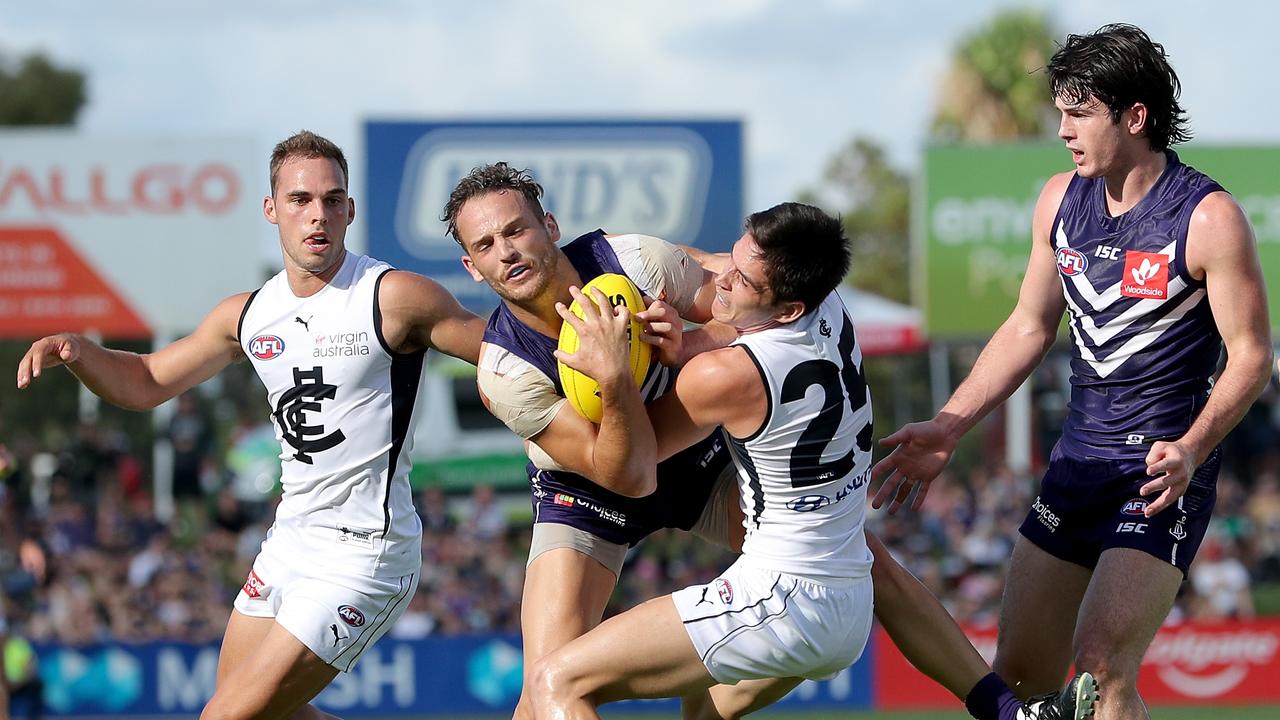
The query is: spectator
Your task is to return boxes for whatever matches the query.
[459,484,507,541]
[1,617,43,720]
[1189,535,1255,620]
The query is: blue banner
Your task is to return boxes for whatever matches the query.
[34,634,871,716]
[364,119,744,313]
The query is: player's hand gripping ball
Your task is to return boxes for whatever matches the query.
[556,273,652,423]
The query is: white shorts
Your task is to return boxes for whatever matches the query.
[232,541,418,672]
[672,557,873,684]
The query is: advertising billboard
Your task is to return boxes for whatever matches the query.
[0,132,262,338]
[365,120,743,313]
[921,144,1280,337]
[32,634,869,716]
[874,619,1280,708]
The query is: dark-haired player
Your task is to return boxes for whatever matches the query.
[873,24,1271,719]
[531,203,1094,720]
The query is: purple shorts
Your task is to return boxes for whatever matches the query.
[1018,445,1219,576]
[529,431,730,546]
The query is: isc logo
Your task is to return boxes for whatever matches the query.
[1116,521,1147,534]
[1056,247,1088,276]
[249,334,285,360]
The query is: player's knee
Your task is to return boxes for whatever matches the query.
[682,694,731,720]
[1073,639,1137,688]
[199,692,252,720]
[991,652,1038,695]
[510,694,535,720]
[527,655,577,711]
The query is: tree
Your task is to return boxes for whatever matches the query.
[0,48,90,458]
[0,51,86,126]
[931,9,1058,142]
[801,138,911,304]
[800,10,1062,447]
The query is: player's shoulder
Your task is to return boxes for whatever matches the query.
[1031,170,1078,232]
[1038,170,1077,205]
[604,233,683,264]
[376,267,441,294]
[1189,189,1247,228]
[478,339,545,379]
[682,345,757,392]
[192,290,257,350]
[604,232,672,247]
[1187,190,1255,263]
[215,291,256,329]
[375,268,459,313]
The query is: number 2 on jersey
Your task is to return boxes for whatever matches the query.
[779,315,872,489]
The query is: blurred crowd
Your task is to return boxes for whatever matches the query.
[1,381,1279,652]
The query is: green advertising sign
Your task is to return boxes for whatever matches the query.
[921,143,1280,337]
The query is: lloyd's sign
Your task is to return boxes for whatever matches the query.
[0,132,261,338]
[364,119,743,313]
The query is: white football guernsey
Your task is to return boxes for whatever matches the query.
[727,292,874,580]
[239,252,423,576]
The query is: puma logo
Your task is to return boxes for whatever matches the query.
[295,315,312,331]
[330,623,348,646]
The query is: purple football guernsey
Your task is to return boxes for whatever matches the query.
[483,230,727,545]
[1019,153,1226,575]
[1052,151,1224,461]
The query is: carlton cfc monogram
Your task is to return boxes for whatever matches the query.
[273,366,346,464]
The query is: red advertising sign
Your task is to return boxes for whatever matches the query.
[873,619,1280,708]
[1139,619,1280,703]
[0,133,260,336]
[0,226,150,338]
[873,624,996,709]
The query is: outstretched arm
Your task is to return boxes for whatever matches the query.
[16,293,249,410]
[376,270,485,363]
[872,171,1072,513]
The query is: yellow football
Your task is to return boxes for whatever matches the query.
[557,273,652,423]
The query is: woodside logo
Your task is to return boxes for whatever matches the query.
[1121,251,1169,299]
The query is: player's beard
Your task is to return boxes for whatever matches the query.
[493,250,559,306]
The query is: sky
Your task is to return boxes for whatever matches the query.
[1,0,1273,252]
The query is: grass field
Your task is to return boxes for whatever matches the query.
[445,708,1280,719]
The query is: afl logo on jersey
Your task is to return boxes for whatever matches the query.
[249,334,285,360]
[337,604,366,627]
[1056,247,1088,276]
[1121,498,1149,516]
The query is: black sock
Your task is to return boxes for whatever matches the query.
[964,672,1023,720]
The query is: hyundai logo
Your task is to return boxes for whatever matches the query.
[787,495,830,512]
